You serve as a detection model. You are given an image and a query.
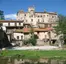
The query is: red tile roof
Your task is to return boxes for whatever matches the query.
[15,27,53,33]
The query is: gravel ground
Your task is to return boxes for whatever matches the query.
[9,46,59,50]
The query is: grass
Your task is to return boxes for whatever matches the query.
[0,50,66,59]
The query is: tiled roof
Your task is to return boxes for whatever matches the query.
[0,20,23,23]
[35,12,57,15]
[15,27,53,33]
[34,28,53,31]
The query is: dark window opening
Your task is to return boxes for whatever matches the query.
[17,36,19,39]
[19,23,21,25]
[24,14,26,16]
[31,19,33,22]
[52,16,54,18]
[21,36,23,39]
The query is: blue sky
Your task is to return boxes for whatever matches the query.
[0,0,66,19]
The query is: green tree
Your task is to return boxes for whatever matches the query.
[29,34,37,46]
[54,15,66,44]
[23,25,38,46]
[29,25,38,46]
[0,10,5,20]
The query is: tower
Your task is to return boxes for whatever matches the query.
[28,7,35,17]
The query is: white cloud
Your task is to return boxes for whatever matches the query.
[4,14,17,20]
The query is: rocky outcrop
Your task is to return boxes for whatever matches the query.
[0,28,12,49]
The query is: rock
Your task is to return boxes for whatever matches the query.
[2,48,6,50]
[0,28,12,49]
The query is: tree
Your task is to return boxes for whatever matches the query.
[0,10,5,20]
[54,15,66,46]
[23,25,38,46]
[54,15,66,35]
[29,25,38,46]
[29,34,37,46]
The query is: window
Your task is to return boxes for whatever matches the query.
[41,15,42,17]
[19,22,21,25]
[52,16,54,18]
[47,15,48,17]
[17,36,19,39]
[24,14,26,16]
[21,36,23,39]
[31,19,33,22]
[38,16,39,17]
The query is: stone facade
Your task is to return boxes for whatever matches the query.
[17,7,58,27]
[0,7,59,46]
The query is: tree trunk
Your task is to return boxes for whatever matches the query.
[48,31,51,45]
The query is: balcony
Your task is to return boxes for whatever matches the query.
[3,22,23,27]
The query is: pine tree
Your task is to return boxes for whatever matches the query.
[54,15,66,44]
[0,10,5,20]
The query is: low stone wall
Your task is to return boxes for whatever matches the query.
[12,39,50,46]
[12,40,23,47]
[36,39,49,46]
[36,39,44,46]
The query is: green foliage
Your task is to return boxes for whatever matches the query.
[23,34,37,46]
[29,35,37,46]
[1,50,66,59]
[29,25,38,45]
[23,39,30,45]
[0,10,5,20]
[54,15,66,39]
[34,34,38,39]
[23,25,38,46]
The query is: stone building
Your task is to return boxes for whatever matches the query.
[17,7,58,27]
[16,7,58,46]
[0,7,59,46]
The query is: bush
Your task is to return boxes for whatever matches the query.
[34,34,38,39]
[29,37,36,46]
[23,39,30,45]
[29,34,37,46]
[23,34,37,46]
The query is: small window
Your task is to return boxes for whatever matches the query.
[47,15,48,17]
[19,23,21,25]
[17,36,19,39]
[38,16,39,17]
[21,36,23,39]
[41,15,42,17]
[31,19,33,22]
[24,14,26,16]
[52,16,54,18]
